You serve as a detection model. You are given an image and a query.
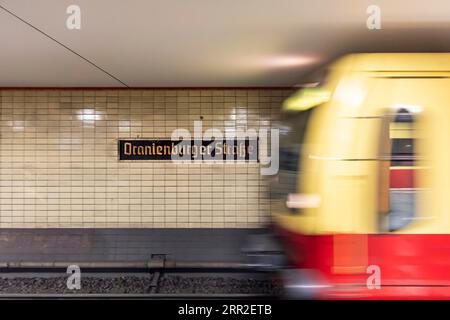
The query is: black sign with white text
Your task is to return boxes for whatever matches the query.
[118,139,258,161]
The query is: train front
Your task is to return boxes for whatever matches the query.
[269,58,379,299]
[269,85,334,299]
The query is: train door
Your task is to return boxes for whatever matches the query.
[371,78,450,298]
[379,107,417,232]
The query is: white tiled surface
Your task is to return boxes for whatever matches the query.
[0,89,289,228]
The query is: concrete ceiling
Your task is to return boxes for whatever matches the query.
[2,0,450,87]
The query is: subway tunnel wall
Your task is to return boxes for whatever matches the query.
[0,89,289,230]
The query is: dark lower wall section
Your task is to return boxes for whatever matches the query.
[0,228,261,263]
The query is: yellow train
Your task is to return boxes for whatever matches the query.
[272,53,450,299]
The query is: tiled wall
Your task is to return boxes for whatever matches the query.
[0,89,289,228]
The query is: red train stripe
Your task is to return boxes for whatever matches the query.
[390,168,415,188]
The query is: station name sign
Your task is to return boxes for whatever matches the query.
[119,139,258,161]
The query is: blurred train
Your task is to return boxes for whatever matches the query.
[270,53,450,299]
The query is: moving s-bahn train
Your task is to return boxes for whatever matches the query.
[272,53,450,299]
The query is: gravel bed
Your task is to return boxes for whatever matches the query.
[0,275,282,295]
[158,276,281,294]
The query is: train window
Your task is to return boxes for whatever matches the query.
[270,109,312,214]
[379,108,417,231]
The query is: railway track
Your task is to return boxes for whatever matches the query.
[0,293,274,299]
[0,261,281,298]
